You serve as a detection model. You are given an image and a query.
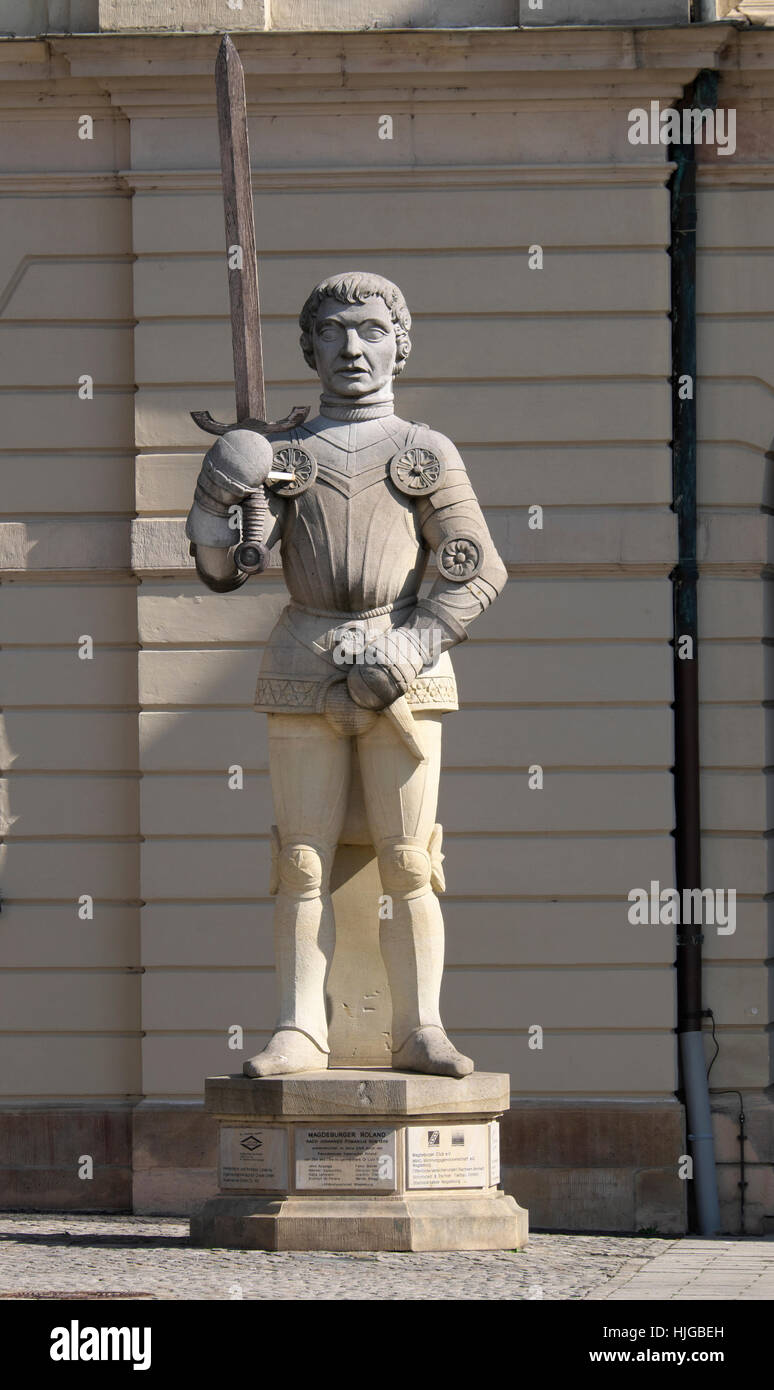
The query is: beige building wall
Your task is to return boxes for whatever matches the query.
[0,1,698,35]
[0,68,140,1205]
[0,18,772,1231]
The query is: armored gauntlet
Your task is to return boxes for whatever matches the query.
[186,429,274,546]
[346,626,428,711]
[186,429,275,593]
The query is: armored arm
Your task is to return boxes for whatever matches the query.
[347,429,507,710]
[185,429,284,594]
[409,429,507,647]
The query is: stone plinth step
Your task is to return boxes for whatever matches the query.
[190,1069,528,1252]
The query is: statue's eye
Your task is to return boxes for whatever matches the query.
[360,325,388,341]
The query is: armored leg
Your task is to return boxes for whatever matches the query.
[243,713,350,1078]
[357,711,473,1078]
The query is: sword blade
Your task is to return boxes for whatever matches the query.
[383,696,427,763]
[215,33,265,423]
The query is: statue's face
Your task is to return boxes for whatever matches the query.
[312,295,397,398]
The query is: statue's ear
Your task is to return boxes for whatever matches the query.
[299,333,317,372]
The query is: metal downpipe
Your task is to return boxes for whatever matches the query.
[669,70,721,1237]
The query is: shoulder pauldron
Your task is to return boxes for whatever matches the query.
[388,440,448,497]
[269,443,318,497]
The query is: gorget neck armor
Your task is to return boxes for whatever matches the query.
[318,395,395,422]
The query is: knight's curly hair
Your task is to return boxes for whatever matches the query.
[299,271,412,376]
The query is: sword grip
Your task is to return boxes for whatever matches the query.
[234,489,269,575]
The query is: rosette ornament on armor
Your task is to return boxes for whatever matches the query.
[389,445,446,496]
[270,444,318,497]
[436,534,485,582]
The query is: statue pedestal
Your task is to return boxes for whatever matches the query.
[190,1069,528,1252]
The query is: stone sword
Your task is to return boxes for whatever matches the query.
[192,34,425,762]
[191,32,305,574]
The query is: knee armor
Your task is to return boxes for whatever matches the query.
[277,842,328,899]
[377,840,432,899]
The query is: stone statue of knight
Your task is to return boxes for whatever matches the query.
[186,272,507,1079]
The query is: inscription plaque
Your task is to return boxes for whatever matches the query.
[295,1127,397,1192]
[407,1124,489,1190]
[219,1125,288,1191]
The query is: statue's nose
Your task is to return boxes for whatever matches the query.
[341,329,364,358]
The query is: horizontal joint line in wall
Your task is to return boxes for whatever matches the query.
[1,707,142,714]
[135,246,674,261]
[0,1032,143,1038]
[0,319,137,329]
[144,506,664,516]
[703,440,774,455]
[0,386,136,395]
[422,1028,673,1037]
[452,703,672,711]
[135,705,249,713]
[3,770,141,778]
[0,449,135,458]
[137,1028,673,1039]
[0,899,144,907]
[0,1095,144,1103]
[443,963,667,973]
[134,637,661,651]
[4,836,143,844]
[0,966,144,975]
[703,827,767,838]
[451,897,759,907]
[135,704,675,715]
[3,513,136,522]
[143,311,669,326]
[131,765,674,776]
[0,577,139,586]
[139,642,263,652]
[465,440,667,449]
[443,829,671,838]
[135,830,674,843]
[508,1092,677,1102]
[139,376,674,390]
[130,244,673,258]
[131,895,755,907]
[143,965,274,975]
[2,644,139,651]
[128,898,274,906]
[139,765,677,776]
[0,254,133,263]
[137,442,665,456]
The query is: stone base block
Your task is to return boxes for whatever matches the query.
[191,1191,526,1252]
[190,1068,528,1252]
[0,1104,133,1212]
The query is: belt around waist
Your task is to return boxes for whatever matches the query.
[287,596,417,622]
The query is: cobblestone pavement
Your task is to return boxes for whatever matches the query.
[0,1216,771,1300]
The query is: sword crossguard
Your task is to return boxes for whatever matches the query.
[191,406,311,437]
